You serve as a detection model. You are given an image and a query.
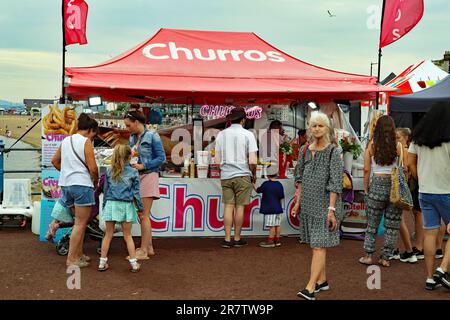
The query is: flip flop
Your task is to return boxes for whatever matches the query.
[137,247,156,256]
[378,259,390,267]
[358,256,374,265]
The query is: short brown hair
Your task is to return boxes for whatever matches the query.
[226,107,246,124]
[77,113,98,133]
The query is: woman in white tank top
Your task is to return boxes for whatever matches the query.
[359,116,403,267]
[51,113,99,268]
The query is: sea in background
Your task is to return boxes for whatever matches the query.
[0,136,40,183]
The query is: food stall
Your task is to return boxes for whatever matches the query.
[55,28,394,238]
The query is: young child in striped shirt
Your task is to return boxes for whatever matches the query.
[253,174,285,247]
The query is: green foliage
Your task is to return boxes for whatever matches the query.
[280,141,293,155]
[339,136,362,160]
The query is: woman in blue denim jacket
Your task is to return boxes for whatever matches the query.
[125,109,166,259]
[99,144,144,272]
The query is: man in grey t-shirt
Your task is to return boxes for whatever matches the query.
[215,107,258,248]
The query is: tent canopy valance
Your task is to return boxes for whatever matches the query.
[390,75,450,112]
[65,28,394,103]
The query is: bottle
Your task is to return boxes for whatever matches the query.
[183,158,190,178]
[189,158,195,178]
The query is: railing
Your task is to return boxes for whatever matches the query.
[0,142,42,201]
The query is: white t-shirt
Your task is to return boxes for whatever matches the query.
[215,124,258,180]
[59,133,93,187]
[408,141,450,194]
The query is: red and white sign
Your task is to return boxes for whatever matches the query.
[64,0,88,46]
[199,105,263,119]
[142,42,285,63]
[114,178,300,237]
[380,0,424,48]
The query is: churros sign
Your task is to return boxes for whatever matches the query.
[43,105,78,139]
[199,105,263,119]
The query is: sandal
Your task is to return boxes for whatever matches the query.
[137,247,156,256]
[126,248,150,261]
[358,256,374,265]
[67,258,90,268]
[81,254,91,263]
[98,257,109,272]
[378,258,390,267]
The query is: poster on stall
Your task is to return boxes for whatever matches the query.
[41,170,61,200]
[341,192,367,239]
[41,104,80,168]
[39,104,81,242]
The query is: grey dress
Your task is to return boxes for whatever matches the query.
[294,144,343,248]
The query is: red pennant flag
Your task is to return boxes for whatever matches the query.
[64,0,88,46]
[380,0,424,48]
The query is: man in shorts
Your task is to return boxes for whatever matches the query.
[215,107,258,248]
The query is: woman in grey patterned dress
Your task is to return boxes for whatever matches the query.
[291,111,343,300]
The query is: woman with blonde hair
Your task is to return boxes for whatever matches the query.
[98,144,144,272]
[291,111,343,300]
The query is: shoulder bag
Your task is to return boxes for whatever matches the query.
[390,145,413,210]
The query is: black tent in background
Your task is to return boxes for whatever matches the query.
[390,75,450,129]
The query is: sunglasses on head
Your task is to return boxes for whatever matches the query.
[124,113,137,121]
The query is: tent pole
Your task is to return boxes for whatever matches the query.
[376,48,382,110]
[191,99,194,123]
[376,0,387,110]
[60,0,66,104]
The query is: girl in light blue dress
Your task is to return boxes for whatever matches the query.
[98,144,144,273]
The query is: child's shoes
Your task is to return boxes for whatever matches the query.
[129,258,140,273]
[44,222,60,243]
[98,257,109,272]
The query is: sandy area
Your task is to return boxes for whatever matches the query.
[0,115,41,148]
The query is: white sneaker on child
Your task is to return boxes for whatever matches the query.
[129,258,140,273]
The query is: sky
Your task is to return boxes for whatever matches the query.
[0,0,448,103]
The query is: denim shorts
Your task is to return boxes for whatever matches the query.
[419,193,450,229]
[60,185,95,208]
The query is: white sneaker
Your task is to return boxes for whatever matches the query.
[400,252,418,263]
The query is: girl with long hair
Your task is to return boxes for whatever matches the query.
[359,115,403,267]
[392,128,419,263]
[98,144,144,272]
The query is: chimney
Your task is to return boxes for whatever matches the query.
[444,51,450,61]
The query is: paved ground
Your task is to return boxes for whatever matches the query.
[0,227,449,300]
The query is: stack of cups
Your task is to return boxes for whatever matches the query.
[196,151,209,178]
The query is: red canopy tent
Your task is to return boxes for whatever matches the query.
[65,28,393,103]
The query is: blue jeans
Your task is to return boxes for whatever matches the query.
[60,185,95,208]
[419,193,450,229]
